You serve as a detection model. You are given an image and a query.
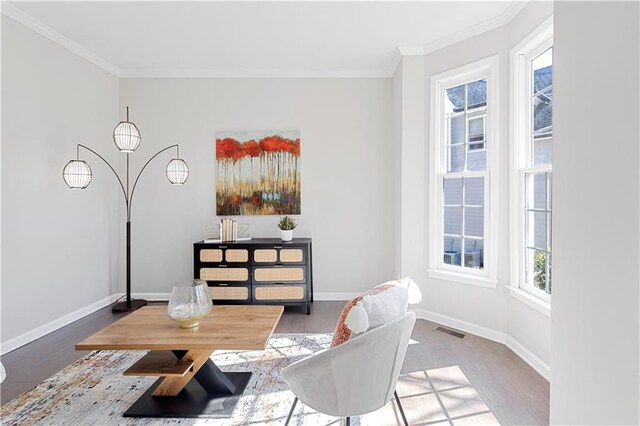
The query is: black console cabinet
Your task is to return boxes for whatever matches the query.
[194,238,313,314]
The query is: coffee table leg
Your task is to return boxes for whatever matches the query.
[124,349,253,418]
[152,349,213,396]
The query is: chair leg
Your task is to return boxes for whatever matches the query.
[285,397,299,426]
[394,390,408,426]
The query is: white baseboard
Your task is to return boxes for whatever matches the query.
[411,307,550,381]
[411,308,508,343]
[504,335,551,381]
[4,293,551,381]
[132,292,356,302]
[1,294,121,355]
[132,293,170,301]
[314,292,358,301]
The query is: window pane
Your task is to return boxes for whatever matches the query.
[443,178,463,205]
[443,237,462,266]
[446,85,465,112]
[464,238,484,269]
[526,173,547,210]
[533,137,552,166]
[467,79,487,109]
[464,207,484,237]
[527,211,547,250]
[444,207,463,235]
[466,150,486,171]
[532,48,553,94]
[464,177,484,206]
[531,47,553,167]
[449,115,465,145]
[448,145,465,172]
[468,116,485,142]
[526,248,548,291]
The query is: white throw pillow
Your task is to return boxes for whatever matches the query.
[344,285,408,334]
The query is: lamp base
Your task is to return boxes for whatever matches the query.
[112,299,148,313]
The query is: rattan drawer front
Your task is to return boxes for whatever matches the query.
[200,249,223,263]
[255,285,305,301]
[225,249,249,263]
[200,268,249,282]
[209,286,249,300]
[254,249,278,263]
[279,249,304,263]
[254,267,304,282]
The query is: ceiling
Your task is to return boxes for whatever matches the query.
[3,1,525,78]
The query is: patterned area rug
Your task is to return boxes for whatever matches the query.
[1,333,355,425]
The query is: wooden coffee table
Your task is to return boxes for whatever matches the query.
[76,305,283,418]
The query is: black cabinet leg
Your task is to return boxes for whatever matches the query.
[306,302,310,315]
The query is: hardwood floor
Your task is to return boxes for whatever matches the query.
[0,301,549,424]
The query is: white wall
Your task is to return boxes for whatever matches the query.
[1,16,119,344]
[551,2,639,424]
[118,78,395,296]
[392,61,403,278]
[398,1,553,372]
[399,55,426,284]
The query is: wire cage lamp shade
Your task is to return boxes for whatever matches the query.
[166,158,189,185]
[62,160,92,189]
[113,121,141,152]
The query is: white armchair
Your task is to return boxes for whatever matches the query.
[281,311,416,425]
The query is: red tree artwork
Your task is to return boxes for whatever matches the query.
[215,131,300,215]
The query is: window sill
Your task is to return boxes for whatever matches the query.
[506,285,551,317]
[428,269,498,288]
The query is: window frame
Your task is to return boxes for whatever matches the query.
[428,55,500,288]
[509,17,553,310]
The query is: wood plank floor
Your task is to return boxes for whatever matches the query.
[0,302,549,424]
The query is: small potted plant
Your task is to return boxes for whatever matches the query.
[277,216,296,241]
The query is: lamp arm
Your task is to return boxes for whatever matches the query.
[77,144,128,205]
[128,144,179,219]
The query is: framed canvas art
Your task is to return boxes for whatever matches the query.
[216,130,300,215]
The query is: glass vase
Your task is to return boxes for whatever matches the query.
[167,279,212,328]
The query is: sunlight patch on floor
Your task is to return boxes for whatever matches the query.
[360,366,499,425]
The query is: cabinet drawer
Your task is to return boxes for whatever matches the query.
[280,249,304,263]
[200,267,250,282]
[253,247,306,264]
[253,267,305,283]
[254,285,306,301]
[199,248,249,264]
[209,284,251,301]
[254,249,278,263]
[200,249,223,263]
[225,249,249,263]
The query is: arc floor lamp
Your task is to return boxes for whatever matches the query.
[63,107,189,313]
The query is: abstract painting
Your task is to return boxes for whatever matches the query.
[216,130,301,215]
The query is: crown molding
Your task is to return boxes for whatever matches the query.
[1,2,121,77]
[1,0,531,80]
[397,46,425,56]
[118,68,390,79]
[502,0,530,23]
[423,0,530,56]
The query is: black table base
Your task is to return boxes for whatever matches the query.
[124,372,252,418]
[123,352,252,418]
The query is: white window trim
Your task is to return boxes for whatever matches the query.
[428,55,500,288]
[510,17,553,305]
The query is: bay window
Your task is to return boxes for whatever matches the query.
[510,20,553,308]
[429,56,499,287]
